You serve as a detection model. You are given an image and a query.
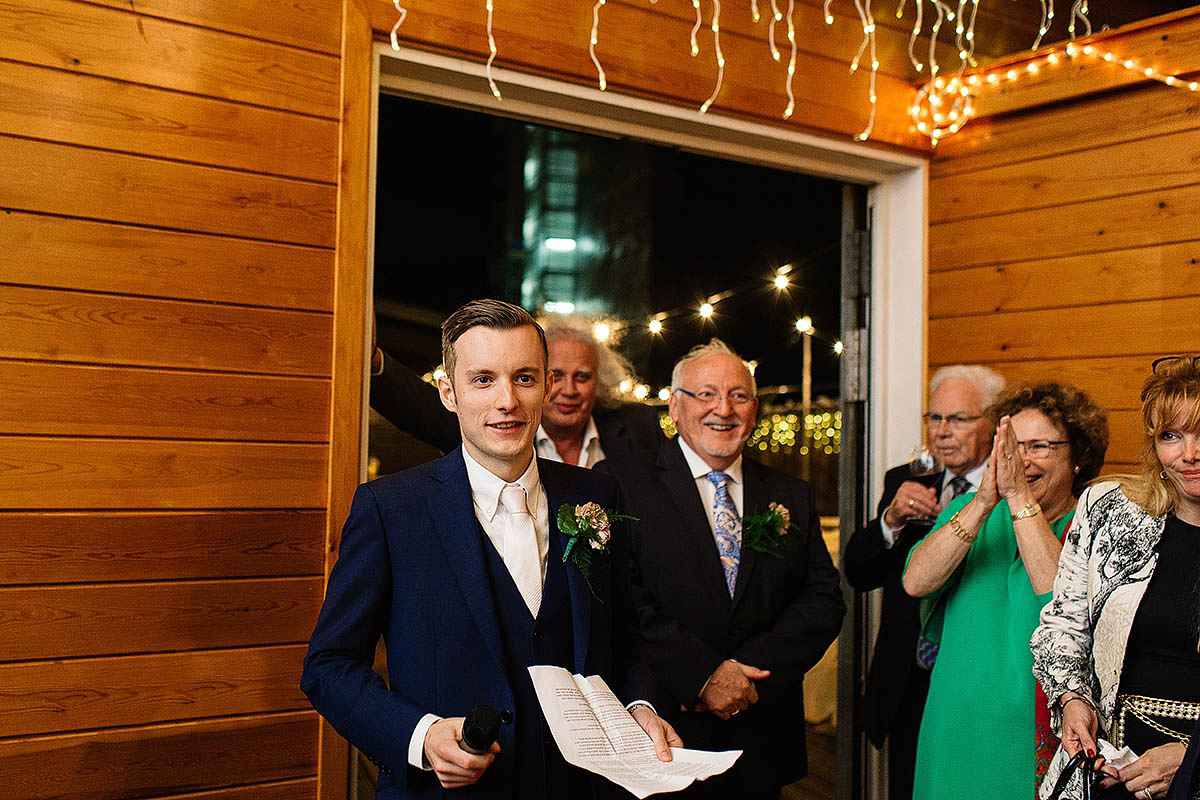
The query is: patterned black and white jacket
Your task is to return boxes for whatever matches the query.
[1032,481,1166,798]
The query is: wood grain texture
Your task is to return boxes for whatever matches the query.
[87,0,343,54]
[145,779,316,800]
[967,12,1200,118]
[0,438,328,509]
[932,83,1200,177]
[0,286,331,375]
[0,712,317,800]
[928,242,1200,313]
[0,0,340,118]
[0,577,322,661]
[0,510,324,585]
[0,362,330,441]
[320,1,373,794]
[1,136,337,248]
[0,645,309,735]
[375,0,928,149]
[928,297,1200,366]
[930,126,1200,224]
[0,61,339,183]
[929,183,1200,269]
[0,212,334,311]
[1105,409,1144,466]
[943,356,1159,413]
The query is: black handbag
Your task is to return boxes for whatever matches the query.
[1046,751,1103,800]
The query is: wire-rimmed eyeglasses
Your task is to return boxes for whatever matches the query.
[674,387,755,407]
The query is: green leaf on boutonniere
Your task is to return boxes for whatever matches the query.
[556,501,637,600]
[741,501,798,557]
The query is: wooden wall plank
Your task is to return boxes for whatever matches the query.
[0,287,331,375]
[0,61,339,183]
[0,0,340,118]
[1,136,336,248]
[0,212,334,311]
[928,297,1200,366]
[0,645,309,736]
[1106,409,1144,465]
[0,712,317,800]
[0,439,327,509]
[0,578,322,661]
[144,778,316,800]
[942,356,1158,413]
[930,127,1200,223]
[929,184,1200,268]
[928,242,1200,313]
[0,363,330,441]
[0,511,325,585]
[87,0,343,54]
[932,83,1200,177]
[376,0,928,149]
[967,12,1200,118]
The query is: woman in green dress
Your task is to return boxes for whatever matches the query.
[903,383,1109,799]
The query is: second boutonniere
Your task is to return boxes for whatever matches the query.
[557,501,635,599]
[741,502,798,557]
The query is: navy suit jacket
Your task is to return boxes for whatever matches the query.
[597,438,845,791]
[301,447,650,799]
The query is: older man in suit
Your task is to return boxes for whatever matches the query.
[302,299,678,799]
[370,314,663,467]
[843,364,1004,800]
[598,339,845,799]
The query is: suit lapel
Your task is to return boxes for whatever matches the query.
[427,449,507,675]
[733,458,769,607]
[658,440,732,605]
[541,461,591,674]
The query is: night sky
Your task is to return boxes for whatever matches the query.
[374,94,849,398]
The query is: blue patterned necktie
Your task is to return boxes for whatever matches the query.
[950,475,972,498]
[706,470,741,596]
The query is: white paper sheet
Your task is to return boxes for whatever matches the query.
[528,665,741,798]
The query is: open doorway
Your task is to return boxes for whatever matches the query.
[361,44,927,800]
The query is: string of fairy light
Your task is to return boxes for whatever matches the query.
[389,3,1200,145]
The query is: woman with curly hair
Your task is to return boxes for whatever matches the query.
[1033,357,1200,799]
[904,382,1109,800]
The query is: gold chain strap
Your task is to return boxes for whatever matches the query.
[1115,694,1200,747]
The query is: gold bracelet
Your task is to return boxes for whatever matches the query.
[1011,502,1042,521]
[947,511,977,543]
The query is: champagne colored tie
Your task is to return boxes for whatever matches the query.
[499,483,542,616]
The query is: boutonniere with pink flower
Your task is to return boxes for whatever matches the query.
[557,501,635,598]
[741,502,798,557]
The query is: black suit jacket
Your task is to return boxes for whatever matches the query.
[598,438,845,791]
[371,350,663,457]
[842,464,942,745]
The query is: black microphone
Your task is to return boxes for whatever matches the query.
[459,704,501,755]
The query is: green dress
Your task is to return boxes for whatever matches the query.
[904,493,1073,800]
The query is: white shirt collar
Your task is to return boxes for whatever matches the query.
[461,447,543,523]
[676,435,744,486]
[946,461,987,491]
[535,416,603,467]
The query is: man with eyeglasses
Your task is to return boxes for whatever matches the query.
[596,339,845,800]
[843,364,1005,800]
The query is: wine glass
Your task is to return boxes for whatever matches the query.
[907,446,941,522]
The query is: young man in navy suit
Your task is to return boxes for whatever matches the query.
[302,299,678,799]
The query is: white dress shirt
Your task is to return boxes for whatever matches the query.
[408,449,549,769]
[535,417,606,469]
[676,436,745,534]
